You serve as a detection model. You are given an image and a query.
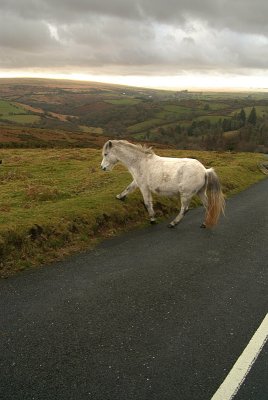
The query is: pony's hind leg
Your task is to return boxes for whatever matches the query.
[116,180,138,201]
[169,195,192,228]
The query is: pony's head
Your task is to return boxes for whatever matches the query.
[101,140,118,171]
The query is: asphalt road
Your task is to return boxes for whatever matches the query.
[1,178,268,400]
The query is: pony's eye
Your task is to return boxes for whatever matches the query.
[104,153,108,156]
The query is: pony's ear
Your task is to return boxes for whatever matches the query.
[108,140,112,148]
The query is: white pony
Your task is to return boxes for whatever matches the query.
[101,140,225,228]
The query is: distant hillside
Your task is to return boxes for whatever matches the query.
[0,78,268,152]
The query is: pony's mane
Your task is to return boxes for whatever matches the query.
[116,140,154,155]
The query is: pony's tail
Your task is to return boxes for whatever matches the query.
[205,168,225,228]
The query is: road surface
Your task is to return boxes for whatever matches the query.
[1,178,268,400]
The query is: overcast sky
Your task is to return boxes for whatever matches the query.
[0,0,268,89]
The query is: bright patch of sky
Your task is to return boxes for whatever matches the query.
[0,0,268,90]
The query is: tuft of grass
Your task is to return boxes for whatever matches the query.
[0,147,266,277]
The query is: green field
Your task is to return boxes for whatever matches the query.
[164,105,193,114]
[156,105,194,120]
[0,100,27,116]
[200,101,230,111]
[128,118,164,133]
[105,98,141,105]
[194,115,231,123]
[3,114,40,124]
[241,105,268,117]
[79,125,103,134]
[0,147,266,277]
[0,100,40,124]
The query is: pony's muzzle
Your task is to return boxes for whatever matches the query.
[101,163,110,171]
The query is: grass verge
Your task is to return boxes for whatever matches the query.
[0,147,266,277]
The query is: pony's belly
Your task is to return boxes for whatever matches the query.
[151,185,180,197]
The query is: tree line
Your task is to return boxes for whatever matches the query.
[146,107,268,153]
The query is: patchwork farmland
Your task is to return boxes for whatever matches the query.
[0,78,268,152]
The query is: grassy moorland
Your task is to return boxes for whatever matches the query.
[0,147,266,277]
[0,78,268,152]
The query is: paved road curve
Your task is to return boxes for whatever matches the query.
[1,179,268,400]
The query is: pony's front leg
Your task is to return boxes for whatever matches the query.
[140,187,156,224]
[116,180,138,201]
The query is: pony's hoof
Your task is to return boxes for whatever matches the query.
[116,195,126,201]
[168,223,176,228]
[150,219,157,225]
[200,223,206,229]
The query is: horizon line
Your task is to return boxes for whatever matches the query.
[0,73,268,93]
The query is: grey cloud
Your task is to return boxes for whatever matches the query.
[0,14,57,51]
[1,0,268,34]
[0,0,268,76]
[0,0,142,24]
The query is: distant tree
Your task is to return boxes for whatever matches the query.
[247,107,257,126]
[238,108,246,126]
[144,130,154,141]
[188,121,197,136]
[159,127,165,136]
[175,124,182,134]
[222,118,232,132]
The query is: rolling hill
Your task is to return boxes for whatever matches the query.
[0,78,268,152]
